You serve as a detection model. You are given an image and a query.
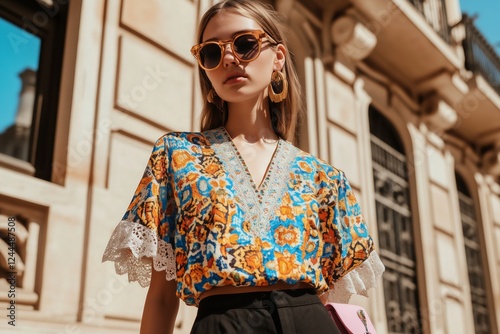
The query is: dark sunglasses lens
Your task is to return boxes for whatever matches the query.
[234,34,260,60]
[200,43,221,69]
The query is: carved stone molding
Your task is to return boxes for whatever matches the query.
[0,202,44,308]
[422,94,458,131]
[482,141,500,178]
[331,15,377,61]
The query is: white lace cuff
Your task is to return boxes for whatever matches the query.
[102,220,176,287]
[324,251,385,303]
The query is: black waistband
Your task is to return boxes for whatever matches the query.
[198,288,319,311]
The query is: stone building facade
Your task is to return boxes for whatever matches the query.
[0,0,499,333]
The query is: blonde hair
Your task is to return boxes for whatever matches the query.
[195,0,302,141]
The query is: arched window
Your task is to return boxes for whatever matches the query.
[456,173,491,334]
[369,106,422,333]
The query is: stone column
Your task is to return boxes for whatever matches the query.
[0,68,37,161]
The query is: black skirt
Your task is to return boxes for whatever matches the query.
[191,289,341,334]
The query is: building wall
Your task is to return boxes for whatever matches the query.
[83,0,206,332]
[0,0,499,333]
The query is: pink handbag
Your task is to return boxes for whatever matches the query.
[325,303,377,334]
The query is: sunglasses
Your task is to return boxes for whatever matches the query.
[191,30,277,70]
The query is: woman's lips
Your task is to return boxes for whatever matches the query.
[224,73,247,84]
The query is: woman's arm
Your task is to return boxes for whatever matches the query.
[140,268,179,334]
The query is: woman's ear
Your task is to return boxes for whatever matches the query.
[274,44,286,71]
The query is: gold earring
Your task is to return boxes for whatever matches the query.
[207,88,217,104]
[268,70,288,103]
[207,88,225,112]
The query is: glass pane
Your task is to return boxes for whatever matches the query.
[0,16,41,162]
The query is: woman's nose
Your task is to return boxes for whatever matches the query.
[222,44,239,67]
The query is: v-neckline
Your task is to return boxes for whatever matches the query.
[220,126,281,193]
[204,127,299,239]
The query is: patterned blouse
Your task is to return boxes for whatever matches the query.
[102,127,384,306]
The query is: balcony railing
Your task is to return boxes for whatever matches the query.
[408,0,451,44]
[463,14,500,95]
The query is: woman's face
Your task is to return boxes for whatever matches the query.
[201,11,285,104]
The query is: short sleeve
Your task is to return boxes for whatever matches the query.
[319,169,384,303]
[102,136,176,287]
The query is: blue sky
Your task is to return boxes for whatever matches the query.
[0,17,40,133]
[459,0,500,49]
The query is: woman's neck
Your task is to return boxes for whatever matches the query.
[224,96,278,143]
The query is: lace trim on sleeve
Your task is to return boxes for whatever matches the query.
[102,220,176,287]
[324,251,385,303]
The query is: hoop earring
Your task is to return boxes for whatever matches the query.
[207,88,225,112]
[268,70,288,103]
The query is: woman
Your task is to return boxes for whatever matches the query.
[102,1,384,333]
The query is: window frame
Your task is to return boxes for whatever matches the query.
[456,173,494,334]
[369,105,423,333]
[0,0,68,181]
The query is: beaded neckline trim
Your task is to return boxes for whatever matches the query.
[205,127,298,239]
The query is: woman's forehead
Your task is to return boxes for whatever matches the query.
[202,11,262,41]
